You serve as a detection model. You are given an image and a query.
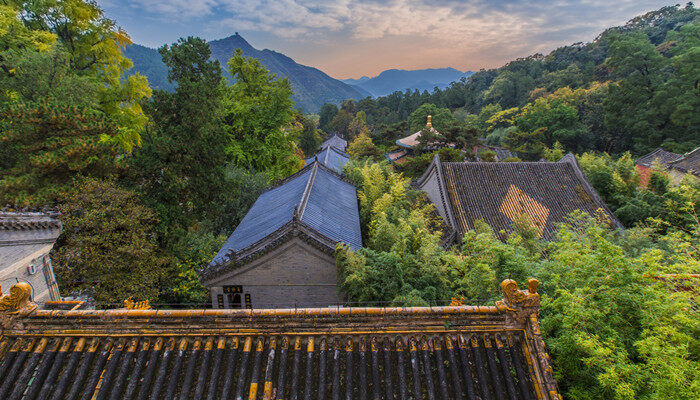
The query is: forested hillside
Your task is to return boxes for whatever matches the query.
[319,4,699,156]
[125,33,369,111]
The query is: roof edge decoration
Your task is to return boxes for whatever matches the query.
[0,279,563,400]
[0,210,63,231]
[200,218,338,282]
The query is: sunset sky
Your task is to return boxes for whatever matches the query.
[98,1,676,79]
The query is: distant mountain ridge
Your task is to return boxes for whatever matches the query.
[124,34,370,112]
[341,68,474,97]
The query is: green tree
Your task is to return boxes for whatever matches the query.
[1,0,151,152]
[318,103,338,132]
[297,113,322,157]
[132,37,228,239]
[223,48,302,179]
[347,131,382,161]
[515,89,590,150]
[603,32,667,154]
[534,214,699,400]
[504,127,547,161]
[53,178,170,303]
[327,108,353,137]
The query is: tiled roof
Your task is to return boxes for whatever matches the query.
[417,154,622,240]
[635,148,682,168]
[0,279,562,400]
[385,149,409,163]
[321,134,347,152]
[207,161,361,271]
[396,127,440,148]
[669,147,700,177]
[305,146,350,174]
[0,212,62,231]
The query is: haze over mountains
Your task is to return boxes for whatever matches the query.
[342,68,474,97]
[125,34,472,112]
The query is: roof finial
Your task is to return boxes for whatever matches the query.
[0,282,37,315]
[426,115,432,129]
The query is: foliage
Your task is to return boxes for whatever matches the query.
[504,127,547,161]
[318,103,338,132]
[0,100,120,205]
[296,113,322,157]
[164,231,225,306]
[131,37,229,240]
[534,214,699,400]
[327,108,353,137]
[337,160,453,305]
[347,131,382,161]
[223,48,302,179]
[1,0,151,152]
[53,179,171,303]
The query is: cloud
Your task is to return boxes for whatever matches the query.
[107,0,674,76]
[120,0,670,44]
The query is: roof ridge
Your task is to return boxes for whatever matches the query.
[323,146,331,165]
[297,163,318,220]
[264,162,315,193]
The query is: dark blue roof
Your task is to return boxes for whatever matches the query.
[211,163,362,264]
[305,146,350,174]
[321,134,347,151]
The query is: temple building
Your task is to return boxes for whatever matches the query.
[396,115,442,150]
[304,145,350,174]
[635,147,699,186]
[321,133,347,152]
[416,154,622,243]
[0,278,563,400]
[0,211,62,305]
[200,161,362,309]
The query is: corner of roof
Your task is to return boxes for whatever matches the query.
[557,153,577,165]
[415,152,442,188]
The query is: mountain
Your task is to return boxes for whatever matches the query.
[124,34,370,112]
[341,68,474,97]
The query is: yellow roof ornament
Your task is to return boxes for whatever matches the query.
[123,297,151,310]
[426,115,433,129]
[0,282,37,315]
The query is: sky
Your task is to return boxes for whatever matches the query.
[98,1,677,79]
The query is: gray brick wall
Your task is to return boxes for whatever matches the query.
[207,237,342,309]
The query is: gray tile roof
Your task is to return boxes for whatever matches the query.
[635,148,682,168]
[211,162,361,265]
[669,147,699,177]
[305,146,350,174]
[417,154,622,241]
[321,134,347,152]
